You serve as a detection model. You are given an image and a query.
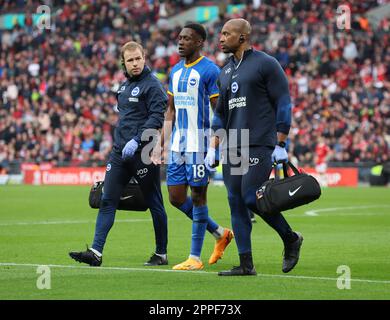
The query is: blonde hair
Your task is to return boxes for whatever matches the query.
[120,41,145,61]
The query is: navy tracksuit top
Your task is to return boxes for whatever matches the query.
[212,49,292,148]
[113,66,168,152]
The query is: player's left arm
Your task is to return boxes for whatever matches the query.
[210,96,218,111]
[209,96,220,150]
[205,64,220,112]
[205,65,222,168]
[207,64,222,147]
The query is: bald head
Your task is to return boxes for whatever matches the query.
[225,18,252,37]
[220,18,252,55]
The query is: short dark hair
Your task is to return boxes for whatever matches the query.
[184,23,207,41]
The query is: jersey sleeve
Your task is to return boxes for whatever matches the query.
[262,56,292,135]
[205,64,220,99]
[134,82,168,144]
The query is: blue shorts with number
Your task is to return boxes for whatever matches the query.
[167,151,209,187]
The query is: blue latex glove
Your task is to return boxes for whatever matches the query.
[271,145,288,164]
[204,147,217,172]
[122,139,139,160]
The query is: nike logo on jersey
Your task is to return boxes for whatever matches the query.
[120,195,134,201]
[232,74,238,79]
[289,186,302,197]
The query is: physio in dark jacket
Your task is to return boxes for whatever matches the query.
[69,41,169,267]
[205,19,303,276]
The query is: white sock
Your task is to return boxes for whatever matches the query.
[155,253,167,259]
[189,255,201,262]
[212,226,225,239]
[89,247,102,257]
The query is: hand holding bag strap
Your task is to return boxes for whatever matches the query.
[273,161,298,180]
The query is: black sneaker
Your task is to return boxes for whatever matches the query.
[282,232,303,273]
[218,265,257,276]
[144,253,168,266]
[218,252,257,276]
[69,246,102,267]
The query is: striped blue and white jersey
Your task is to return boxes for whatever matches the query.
[168,56,220,152]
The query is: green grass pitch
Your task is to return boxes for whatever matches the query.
[0,185,389,299]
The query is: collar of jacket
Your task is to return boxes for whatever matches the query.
[127,65,151,82]
[230,47,253,65]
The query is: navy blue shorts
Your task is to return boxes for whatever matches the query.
[222,146,274,202]
[102,150,164,207]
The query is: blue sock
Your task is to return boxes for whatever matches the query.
[179,197,219,234]
[178,197,193,218]
[92,201,116,254]
[190,205,208,257]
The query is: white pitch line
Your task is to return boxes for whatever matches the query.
[1,262,390,285]
[1,205,389,226]
[305,205,390,216]
[2,204,390,226]
[289,212,386,218]
[0,218,152,226]
[0,262,207,275]
[0,218,189,227]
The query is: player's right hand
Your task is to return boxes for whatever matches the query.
[204,147,217,172]
[151,146,163,165]
[122,139,138,160]
[271,145,288,164]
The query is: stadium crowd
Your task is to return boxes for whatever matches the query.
[0,0,389,174]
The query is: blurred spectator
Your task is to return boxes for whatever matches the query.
[0,0,389,174]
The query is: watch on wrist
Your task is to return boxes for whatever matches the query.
[277,141,286,148]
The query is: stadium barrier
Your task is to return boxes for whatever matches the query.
[23,167,106,185]
[300,168,358,187]
[21,166,358,187]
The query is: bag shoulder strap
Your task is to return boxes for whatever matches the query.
[282,161,300,177]
[273,161,300,179]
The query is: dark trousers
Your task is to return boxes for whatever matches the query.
[92,150,168,254]
[222,146,293,254]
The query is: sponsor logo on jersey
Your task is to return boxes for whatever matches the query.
[228,96,246,110]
